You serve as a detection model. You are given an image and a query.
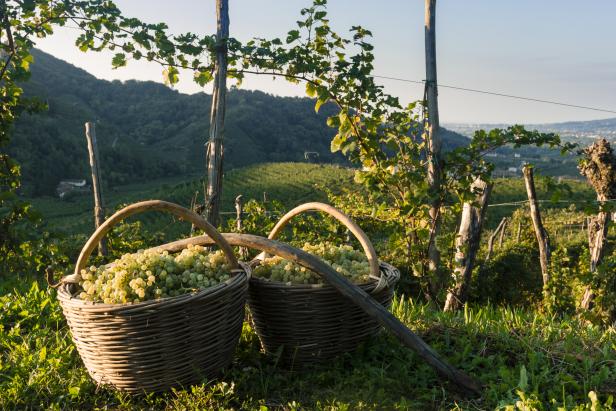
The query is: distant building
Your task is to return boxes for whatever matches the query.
[514,153,521,158]
[485,153,498,158]
[56,179,90,199]
[507,167,518,173]
[304,151,320,163]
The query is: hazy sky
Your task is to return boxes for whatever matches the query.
[36,0,616,124]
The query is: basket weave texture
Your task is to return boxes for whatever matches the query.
[58,272,248,392]
[54,200,250,392]
[248,262,398,366]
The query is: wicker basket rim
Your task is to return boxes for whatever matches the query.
[57,262,250,313]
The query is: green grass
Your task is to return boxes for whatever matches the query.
[1,281,614,410]
[30,162,354,236]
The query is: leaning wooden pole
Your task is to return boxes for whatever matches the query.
[484,217,507,262]
[424,0,444,286]
[522,165,550,287]
[444,180,492,311]
[85,122,107,256]
[204,0,229,227]
[152,233,482,395]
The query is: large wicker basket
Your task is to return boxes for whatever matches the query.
[53,200,249,393]
[248,202,400,366]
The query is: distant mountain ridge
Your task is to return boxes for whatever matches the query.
[10,49,469,196]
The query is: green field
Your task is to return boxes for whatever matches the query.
[32,162,595,234]
[31,162,354,236]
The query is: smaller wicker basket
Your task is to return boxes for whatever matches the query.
[248,202,400,366]
[53,200,249,393]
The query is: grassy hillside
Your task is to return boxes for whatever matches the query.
[31,163,354,236]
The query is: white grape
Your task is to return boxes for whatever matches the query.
[253,242,371,285]
[77,244,232,304]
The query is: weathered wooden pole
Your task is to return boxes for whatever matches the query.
[204,0,229,227]
[424,0,444,292]
[235,194,243,232]
[85,122,107,256]
[577,139,616,310]
[522,165,550,287]
[235,194,248,258]
[485,217,507,262]
[498,217,508,248]
[444,180,492,311]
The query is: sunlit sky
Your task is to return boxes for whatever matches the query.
[36,0,616,124]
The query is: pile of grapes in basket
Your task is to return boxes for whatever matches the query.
[77,245,231,304]
[253,242,371,285]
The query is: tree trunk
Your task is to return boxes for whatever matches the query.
[424,0,444,290]
[444,180,492,311]
[85,122,107,256]
[204,0,229,227]
[522,165,550,287]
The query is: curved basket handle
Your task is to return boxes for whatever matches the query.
[267,202,380,282]
[65,200,238,284]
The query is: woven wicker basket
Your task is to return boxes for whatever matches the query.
[53,200,249,393]
[248,202,400,366]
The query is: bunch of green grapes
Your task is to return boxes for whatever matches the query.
[253,242,371,285]
[77,245,231,304]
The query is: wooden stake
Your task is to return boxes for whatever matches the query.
[85,122,107,256]
[235,194,248,258]
[424,0,444,291]
[498,217,508,248]
[235,194,243,232]
[444,180,492,311]
[485,217,507,262]
[577,139,616,310]
[204,0,229,227]
[522,165,550,286]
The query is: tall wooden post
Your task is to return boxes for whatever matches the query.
[523,165,550,287]
[424,0,443,286]
[444,180,492,311]
[204,0,229,227]
[85,122,107,256]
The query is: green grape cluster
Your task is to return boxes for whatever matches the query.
[77,245,231,304]
[254,242,371,285]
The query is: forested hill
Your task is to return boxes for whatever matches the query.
[10,49,469,196]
